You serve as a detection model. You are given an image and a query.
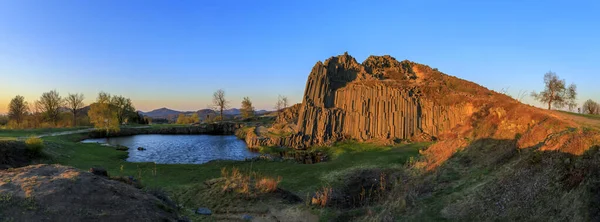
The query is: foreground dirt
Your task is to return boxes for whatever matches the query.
[0,164,182,222]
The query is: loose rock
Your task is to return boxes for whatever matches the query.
[196,207,212,215]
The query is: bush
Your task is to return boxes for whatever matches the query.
[25,136,44,155]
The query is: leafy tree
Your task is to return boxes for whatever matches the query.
[128,112,148,125]
[97,91,111,104]
[8,95,29,127]
[0,115,8,126]
[531,72,577,110]
[111,95,135,124]
[39,90,63,126]
[88,93,119,134]
[241,97,255,118]
[89,103,119,134]
[176,113,187,124]
[190,113,199,123]
[176,113,200,124]
[583,99,600,115]
[64,93,85,127]
[212,89,229,121]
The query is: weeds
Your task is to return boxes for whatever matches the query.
[25,136,44,156]
[312,186,332,208]
[220,167,281,196]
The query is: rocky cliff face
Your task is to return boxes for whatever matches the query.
[245,53,598,151]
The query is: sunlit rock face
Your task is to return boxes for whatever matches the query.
[245,53,509,149]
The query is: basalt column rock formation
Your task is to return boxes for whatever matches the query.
[244,53,599,152]
[291,53,474,148]
[245,53,480,149]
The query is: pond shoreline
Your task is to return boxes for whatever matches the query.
[82,134,259,164]
[87,122,244,139]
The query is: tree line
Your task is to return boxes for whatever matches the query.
[209,89,289,121]
[4,90,147,129]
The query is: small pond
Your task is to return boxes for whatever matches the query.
[81,134,259,164]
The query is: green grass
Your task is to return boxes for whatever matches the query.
[0,127,90,139]
[43,135,427,195]
[559,110,600,120]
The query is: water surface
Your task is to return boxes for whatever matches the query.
[82,134,258,164]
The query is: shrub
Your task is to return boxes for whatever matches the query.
[255,176,281,193]
[25,136,44,155]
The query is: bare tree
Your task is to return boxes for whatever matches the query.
[241,97,255,118]
[282,96,289,109]
[30,100,43,128]
[8,95,29,127]
[531,71,577,110]
[39,90,63,126]
[275,95,288,111]
[583,99,600,115]
[212,89,229,121]
[65,93,85,127]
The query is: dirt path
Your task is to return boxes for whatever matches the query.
[17,126,151,140]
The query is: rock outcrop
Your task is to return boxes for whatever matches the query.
[245,52,600,153]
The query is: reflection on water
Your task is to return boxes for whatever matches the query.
[82,134,258,164]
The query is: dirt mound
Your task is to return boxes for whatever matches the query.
[0,164,182,221]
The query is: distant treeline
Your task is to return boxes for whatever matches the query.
[2,90,147,129]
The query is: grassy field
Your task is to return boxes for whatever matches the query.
[558,110,600,120]
[0,127,90,138]
[44,134,427,194]
[2,127,428,220]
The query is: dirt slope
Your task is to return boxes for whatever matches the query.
[0,164,182,221]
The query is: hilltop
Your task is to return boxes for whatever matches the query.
[244,53,599,161]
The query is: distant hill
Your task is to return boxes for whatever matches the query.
[139,107,270,121]
[139,108,182,119]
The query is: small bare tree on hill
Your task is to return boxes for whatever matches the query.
[212,89,229,121]
[583,99,600,115]
[275,95,288,112]
[8,95,29,127]
[65,93,85,127]
[531,71,577,110]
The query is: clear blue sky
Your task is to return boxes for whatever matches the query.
[1,0,598,113]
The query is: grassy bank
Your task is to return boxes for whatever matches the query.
[0,127,90,138]
[44,134,427,194]
[3,128,428,220]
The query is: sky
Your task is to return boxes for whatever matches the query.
[0,0,599,113]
